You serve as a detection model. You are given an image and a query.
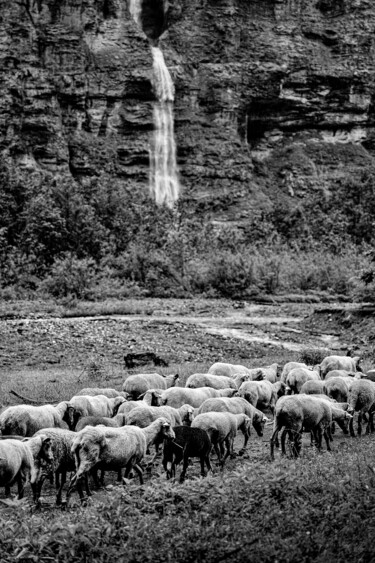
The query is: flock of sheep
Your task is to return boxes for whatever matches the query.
[0,352,372,507]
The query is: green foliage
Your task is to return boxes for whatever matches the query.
[0,160,373,300]
[298,347,329,366]
[350,249,375,302]
[40,254,97,299]
[1,440,375,562]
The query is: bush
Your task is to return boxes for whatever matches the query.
[41,254,97,299]
[298,347,329,366]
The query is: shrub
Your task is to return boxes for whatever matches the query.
[41,254,97,299]
[298,347,329,366]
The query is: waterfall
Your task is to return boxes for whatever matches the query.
[128,0,181,208]
[128,0,142,27]
[150,47,180,208]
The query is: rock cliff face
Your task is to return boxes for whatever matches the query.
[1,0,375,231]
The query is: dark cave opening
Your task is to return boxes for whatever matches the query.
[140,0,166,41]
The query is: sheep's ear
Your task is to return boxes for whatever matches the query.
[174,374,179,381]
[262,416,270,422]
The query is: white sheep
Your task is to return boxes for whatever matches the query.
[324,377,349,403]
[0,434,53,499]
[122,373,179,400]
[75,413,127,432]
[280,362,310,383]
[160,387,237,409]
[75,388,130,399]
[237,380,279,415]
[208,362,252,378]
[320,355,362,379]
[191,412,251,467]
[347,379,375,436]
[270,395,351,459]
[300,380,327,395]
[116,390,163,417]
[197,396,269,453]
[126,404,194,429]
[325,369,364,380]
[185,373,237,390]
[252,363,279,383]
[67,417,175,498]
[0,402,76,437]
[285,367,320,394]
[68,395,125,425]
[125,404,194,462]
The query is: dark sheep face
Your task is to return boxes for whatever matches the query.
[64,406,78,430]
[253,416,265,437]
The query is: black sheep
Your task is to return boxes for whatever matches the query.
[162,426,212,483]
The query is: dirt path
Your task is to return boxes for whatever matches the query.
[0,300,353,374]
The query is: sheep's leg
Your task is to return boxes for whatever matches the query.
[226,437,235,460]
[34,474,48,503]
[132,464,144,485]
[349,415,356,437]
[213,442,222,465]
[239,428,250,456]
[84,474,92,497]
[89,468,102,488]
[205,454,212,475]
[180,454,189,483]
[327,425,333,442]
[365,410,372,434]
[323,428,331,452]
[315,427,323,451]
[56,471,66,506]
[370,411,375,433]
[199,455,207,477]
[358,412,363,436]
[16,472,26,500]
[270,424,282,460]
[280,429,288,456]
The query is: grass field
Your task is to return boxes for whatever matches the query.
[0,299,374,562]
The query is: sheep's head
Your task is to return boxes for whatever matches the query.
[158,418,175,441]
[354,357,363,372]
[64,404,78,431]
[180,405,195,426]
[273,381,286,398]
[253,412,269,437]
[71,428,107,479]
[334,410,353,434]
[112,396,126,415]
[144,389,162,406]
[253,369,265,382]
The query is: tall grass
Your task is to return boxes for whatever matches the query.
[1,436,375,562]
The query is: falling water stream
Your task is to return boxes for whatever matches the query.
[128,1,181,208]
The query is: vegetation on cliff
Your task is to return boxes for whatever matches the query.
[0,160,373,301]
